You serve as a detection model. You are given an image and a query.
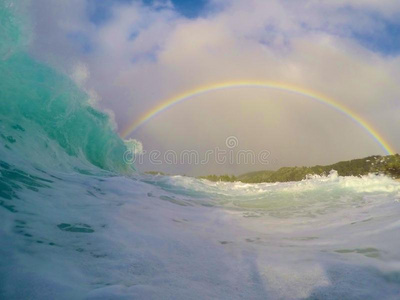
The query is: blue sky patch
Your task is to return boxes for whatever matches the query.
[86,0,133,25]
[87,0,208,25]
[353,20,400,56]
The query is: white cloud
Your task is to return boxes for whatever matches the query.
[29,0,400,175]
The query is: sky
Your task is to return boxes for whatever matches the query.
[29,0,400,176]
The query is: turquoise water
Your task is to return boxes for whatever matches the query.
[2,2,400,299]
[0,1,133,174]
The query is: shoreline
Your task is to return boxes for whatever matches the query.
[200,154,400,184]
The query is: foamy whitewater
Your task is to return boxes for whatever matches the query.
[2,2,400,299]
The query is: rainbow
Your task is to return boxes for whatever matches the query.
[121,81,395,155]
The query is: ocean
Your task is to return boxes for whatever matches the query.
[1,2,400,299]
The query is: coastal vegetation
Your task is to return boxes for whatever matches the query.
[199,154,400,183]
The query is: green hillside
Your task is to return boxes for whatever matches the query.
[200,154,400,183]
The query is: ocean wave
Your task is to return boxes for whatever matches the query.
[2,2,400,299]
[0,1,133,174]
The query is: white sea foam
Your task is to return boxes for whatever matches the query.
[1,169,400,299]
